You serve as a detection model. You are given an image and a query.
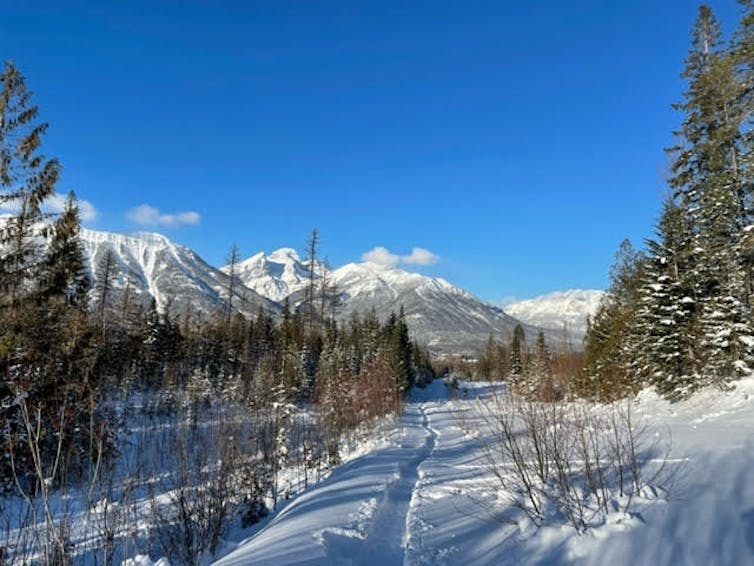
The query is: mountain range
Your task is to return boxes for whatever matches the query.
[79,228,596,355]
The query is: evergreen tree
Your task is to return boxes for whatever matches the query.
[38,192,89,305]
[0,62,60,305]
[304,228,320,333]
[635,198,700,399]
[528,329,553,400]
[580,240,644,401]
[388,307,414,393]
[93,248,119,336]
[668,5,754,389]
[509,323,526,380]
[223,242,241,327]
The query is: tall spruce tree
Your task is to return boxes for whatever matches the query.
[668,5,754,390]
[0,62,61,305]
[580,240,644,401]
[635,198,700,399]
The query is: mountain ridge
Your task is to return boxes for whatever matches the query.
[79,228,583,354]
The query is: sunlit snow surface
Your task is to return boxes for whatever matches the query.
[210,378,754,565]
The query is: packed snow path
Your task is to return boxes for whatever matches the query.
[214,381,462,566]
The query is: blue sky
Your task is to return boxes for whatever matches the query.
[0,0,742,303]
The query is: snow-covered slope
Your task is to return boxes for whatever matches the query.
[504,289,604,338]
[227,248,316,304]
[81,229,279,318]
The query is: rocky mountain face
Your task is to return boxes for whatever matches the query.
[81,229,279,320]
[329,261,542,356]
[504,289,605,341]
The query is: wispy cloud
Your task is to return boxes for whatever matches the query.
[127,204,201,228]
[46,193,99,223]
[362,246,440,268]
[0,192,99,223]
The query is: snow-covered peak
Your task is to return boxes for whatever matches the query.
[268,247,302,264]
[331,262,462,298]
[82,228,175,248]
[232,248,315,303]
[504,289,604,337]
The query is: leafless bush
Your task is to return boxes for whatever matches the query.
[149,417,239,565]
[7,399,74,564]
[475,391,671,533]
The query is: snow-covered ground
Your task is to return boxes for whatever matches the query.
[5,377,754,565]
[211,377,754,566]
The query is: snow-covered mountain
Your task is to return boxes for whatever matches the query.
[81,229,279,319]
[504,289,604,339]
[76,231,581,355]
[233,249,567,355]
[227,247,317,304]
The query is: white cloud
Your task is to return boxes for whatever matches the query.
[401,247,439,266]
[127,204,201,228]
[1,192,99,223]
[45,193,99,223]
[361,246,440,268]
[362,246,401,267]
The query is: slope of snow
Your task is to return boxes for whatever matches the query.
[504,289,604,338]
[212,377,754,565]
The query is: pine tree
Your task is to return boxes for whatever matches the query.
[38,192,89,306]
[223,242,241,327]
[667,6,754,389]
[528,329,553,400]
[509,323,526,381]
[580,240,644,401]
[0,62,61,305]
[388,307,414,393]
[93,248,119,336]
[635,198,700,399]
[304,228,320,333]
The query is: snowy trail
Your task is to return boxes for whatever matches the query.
[213,377,754,566]
[355,405,437,564]
[214,382,446,566]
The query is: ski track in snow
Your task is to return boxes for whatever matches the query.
[316,405,438,565]
[356,405,436,564]
[214,384,447,566]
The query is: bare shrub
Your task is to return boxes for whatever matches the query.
[475,390,671,533]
